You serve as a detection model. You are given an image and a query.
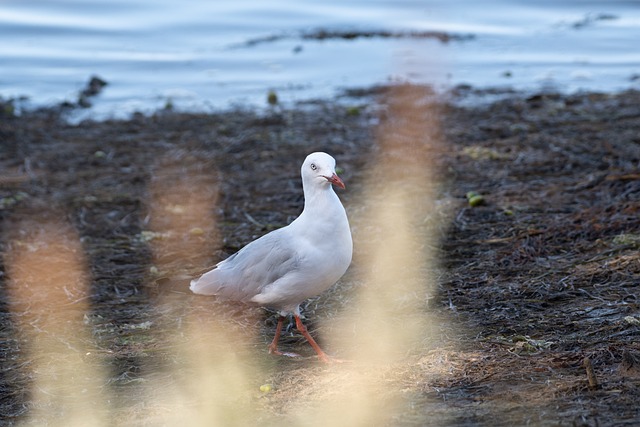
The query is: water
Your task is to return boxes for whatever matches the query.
[1,0,639,119]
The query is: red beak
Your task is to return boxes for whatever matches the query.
[325,173,345,189]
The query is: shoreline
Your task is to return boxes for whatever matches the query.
[4,79,640,125]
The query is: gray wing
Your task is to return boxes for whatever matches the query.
[190,228,300,301]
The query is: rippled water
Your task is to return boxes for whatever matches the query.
[2,0,639,118]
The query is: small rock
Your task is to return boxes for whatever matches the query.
[267,90,278,106]
[259,384,273,393]
[189,227,205,236]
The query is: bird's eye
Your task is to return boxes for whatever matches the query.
[310,163,317,171]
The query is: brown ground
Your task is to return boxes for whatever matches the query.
[0,88,639,426]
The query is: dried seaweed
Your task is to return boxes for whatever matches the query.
[1,89,640,425]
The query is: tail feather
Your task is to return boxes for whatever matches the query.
[189,263,250,300]
[189,274,219,296]
[189,279,200,293]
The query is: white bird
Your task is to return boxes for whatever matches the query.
[190,152,352,362]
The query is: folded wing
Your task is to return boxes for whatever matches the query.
[189,228,300,302]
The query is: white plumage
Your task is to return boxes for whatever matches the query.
[190,152,352,362]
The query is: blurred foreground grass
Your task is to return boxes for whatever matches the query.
[3,85,449,426]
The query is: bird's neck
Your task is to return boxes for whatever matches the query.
[290,183,349,244]
[302,183,339,213]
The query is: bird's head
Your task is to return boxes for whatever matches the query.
[301,152,345,190]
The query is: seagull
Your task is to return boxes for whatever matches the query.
[190,152,352,362]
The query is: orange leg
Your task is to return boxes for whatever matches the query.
[268,316,301,358]
[267,316,285,355]
[294,314,332,363]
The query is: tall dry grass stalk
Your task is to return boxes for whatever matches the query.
[5,218,109,426]
[349,84,441,363]
[141,154,259,425]
[291,84,443,426]
[145,154,219,276]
